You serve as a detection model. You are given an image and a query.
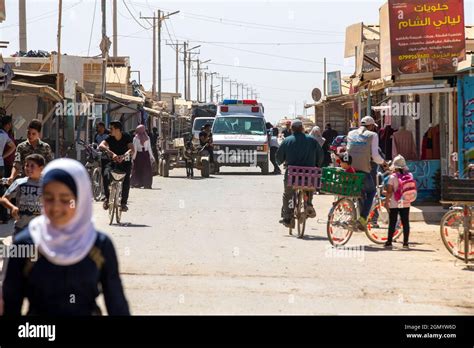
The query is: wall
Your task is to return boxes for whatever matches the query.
[407,159,440,201]
[5,95,38,139]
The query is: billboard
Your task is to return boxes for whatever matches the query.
[327,71,342,97]
[384,0,466,75]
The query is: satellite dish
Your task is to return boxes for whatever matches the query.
[311,88,322,102]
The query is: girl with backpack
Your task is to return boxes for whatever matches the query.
[384,155,417,249]
[1,158,130,315]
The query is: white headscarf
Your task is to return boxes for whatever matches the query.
[310,126,326,147]
[29,159,97,266]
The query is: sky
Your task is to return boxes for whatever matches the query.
[1,0,473,123]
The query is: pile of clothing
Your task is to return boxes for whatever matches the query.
[11,50,50,58]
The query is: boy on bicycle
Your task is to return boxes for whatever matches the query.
[99,121,134,212]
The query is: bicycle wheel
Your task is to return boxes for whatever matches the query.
[92,167,102,201]
[327,198,355,247]
[440,210,474,261]
[366,203,403,244]
[115,187,122,224]
[108,185,116,225]
[296,190,307,239]
[464,207,473,264]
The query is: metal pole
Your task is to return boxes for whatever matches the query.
[196,61,200,101]
[152,13,156,98]
[101,0,107,96]
[19,0,27,52]
[183,42,187,99]
[113,0,117,57]
[204,73,207,102]
[157,10,162,102]
[175,43,179,94]
[210,74,214,102]
[221,77,224,101]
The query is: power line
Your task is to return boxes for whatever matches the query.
[2,0,84,29]
[130,3,344,36]
[122,0,151,30]
[87,0,98,57]
[206,62,325,74]
[176,39,345,46]
[201,41,348,67]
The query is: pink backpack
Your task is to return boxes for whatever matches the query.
[394,172,417,203]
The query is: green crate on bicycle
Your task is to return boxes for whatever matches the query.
[320,167,365,197]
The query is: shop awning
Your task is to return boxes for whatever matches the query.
[385,84,455,96]
[7,80,62,102]
[143,106,162,117]
[104,90,144,104]
[457,53,474,73]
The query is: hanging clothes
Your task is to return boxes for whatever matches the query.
[379,125,395,161]
[421,124,440,160]
[392,128,418,160]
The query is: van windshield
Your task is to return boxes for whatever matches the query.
[213,116,266,135]
[193,119,214,131]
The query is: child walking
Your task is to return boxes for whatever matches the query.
[384,155,417,249]
[0,154,45,235]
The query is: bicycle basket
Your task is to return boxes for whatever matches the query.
[287,166,322,191]
[320,167,365,197]
[111,170,126,181]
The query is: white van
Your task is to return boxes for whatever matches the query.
[212,100,269,174]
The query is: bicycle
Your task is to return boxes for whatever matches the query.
[286,166,322,239]
[323,167,396,247]
[365,166,403,244]
[107,153,131,226]
[75,139,104,201]
[439,172,474,264]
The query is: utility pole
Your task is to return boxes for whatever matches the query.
[142,10,180,101]
[57,0,63,92]
[210,73,217,102]
[152,14,156,98]
[196,60,200,101]
[175,43,179,94]
[229,80,234,99]
[19,0,27,52]
[101,0,107,96]
[183,41,187,99]
[113,0,117,57]
[204,73,207,102]
[158,10,163,101]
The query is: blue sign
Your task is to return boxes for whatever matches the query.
[458,75,474,176]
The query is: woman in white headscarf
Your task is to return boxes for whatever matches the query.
[309,126,326,147]
[2,158,129,316]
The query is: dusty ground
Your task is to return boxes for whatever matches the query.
[1,167,473,315]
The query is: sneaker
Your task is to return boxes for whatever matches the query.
[384,241,393,248]
[357,217,368,231]
[120,204,128,212]
[403,243,409,249]
[102,201,109,210]
[306,206,317,218]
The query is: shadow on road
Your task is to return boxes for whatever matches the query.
[118,223,152,228]
[300,235,328,241]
